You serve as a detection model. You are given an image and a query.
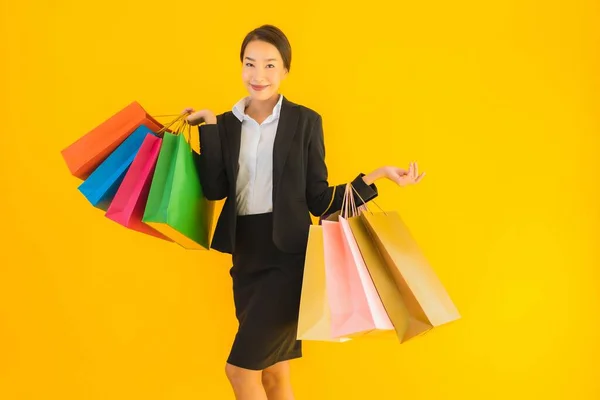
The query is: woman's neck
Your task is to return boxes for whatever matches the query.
[245,93,280,118]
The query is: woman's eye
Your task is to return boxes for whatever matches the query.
[245,63,254,67]
[267,64,275,68]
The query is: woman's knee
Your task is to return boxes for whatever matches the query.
[225,363,262,387]
[261,362,290,389]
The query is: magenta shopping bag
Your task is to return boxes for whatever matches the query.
[105,133,172,241]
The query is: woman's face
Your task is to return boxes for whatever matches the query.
[242,40,288,101]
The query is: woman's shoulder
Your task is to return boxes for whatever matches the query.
[285,97,321,121]
[214,110,234,124]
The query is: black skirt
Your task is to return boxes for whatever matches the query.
[227,212,306,370]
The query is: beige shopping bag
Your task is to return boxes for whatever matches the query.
[356,208,461,342]
[346,215,417,342]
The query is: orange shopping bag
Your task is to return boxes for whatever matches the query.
[61,101,165,180]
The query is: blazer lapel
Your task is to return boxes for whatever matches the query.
[273,96,300,192]
[223,95,299,195]
[225,112,242,184]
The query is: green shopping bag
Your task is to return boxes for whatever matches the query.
[142,130,214,249]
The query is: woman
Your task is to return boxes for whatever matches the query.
[185,24,425,400]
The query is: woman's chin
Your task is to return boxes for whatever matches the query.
[248,87,277,100]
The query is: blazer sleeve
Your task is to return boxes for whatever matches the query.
[305,114,378,217]
[193,118,229,201]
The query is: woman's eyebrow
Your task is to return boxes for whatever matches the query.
[245,57,278,62]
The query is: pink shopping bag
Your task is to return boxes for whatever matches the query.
[339,215,394,328]
[322,216,394,338]
[105,133,172,241]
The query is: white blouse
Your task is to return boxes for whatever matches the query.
[232,94,284,216]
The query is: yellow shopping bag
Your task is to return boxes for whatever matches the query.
[297,225,350,342]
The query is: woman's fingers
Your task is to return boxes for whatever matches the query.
[389,170,403,186]
[186,112,204,125]
[384,164,425,186]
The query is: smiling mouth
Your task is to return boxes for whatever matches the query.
[251,84,269,91]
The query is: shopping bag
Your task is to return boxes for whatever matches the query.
[345,215,416,343]
[77,125,152,210]
[142,129,215,250]
[61,101,164,180]
[297,225,350,342]
[322,185,395,338]
[105,133,172,241]
[358,207,461,341]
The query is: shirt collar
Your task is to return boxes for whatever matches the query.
[232,94,284,123]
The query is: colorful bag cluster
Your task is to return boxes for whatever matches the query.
[61,101,215,249]
[297,184,461,343]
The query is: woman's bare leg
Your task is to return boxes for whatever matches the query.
[225,363,268,400]
[261,361,295,400]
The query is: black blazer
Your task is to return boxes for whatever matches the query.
[194,95,379,255]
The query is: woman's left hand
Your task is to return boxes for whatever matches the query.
[363,162,426,186]
[384,162,425,186]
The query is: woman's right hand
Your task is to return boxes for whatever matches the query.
[182,108,217,125]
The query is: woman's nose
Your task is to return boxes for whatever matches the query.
[253,69,266,81]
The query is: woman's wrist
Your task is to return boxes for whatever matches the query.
[362,167,387,185]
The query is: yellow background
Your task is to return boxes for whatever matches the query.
[1,0,599,399]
